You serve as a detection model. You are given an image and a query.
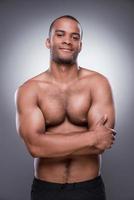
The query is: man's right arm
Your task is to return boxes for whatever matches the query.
[15,82,97,158]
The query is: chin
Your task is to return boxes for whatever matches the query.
[59,60,75,65]
[54,57,75,65]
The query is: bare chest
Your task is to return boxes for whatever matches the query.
[38,83,91,127]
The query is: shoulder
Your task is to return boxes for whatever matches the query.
[80,66,110,86]
[15,70,50,99]
[14,80,39,113]
[15,80,38,101]
[14,72,45,107]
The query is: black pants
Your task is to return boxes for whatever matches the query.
[31,175,106,200]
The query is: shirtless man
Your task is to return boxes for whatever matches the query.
[15,15,116,200]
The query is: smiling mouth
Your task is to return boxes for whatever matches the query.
[59,48,73,52]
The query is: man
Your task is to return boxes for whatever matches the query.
[15,15,116,200]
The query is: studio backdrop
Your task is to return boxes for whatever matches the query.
[0,0,134,200]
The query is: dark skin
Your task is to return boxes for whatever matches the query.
[15,18,115,183]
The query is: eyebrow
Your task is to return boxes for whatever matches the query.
[55,30,80,37]
[55,30,64,33]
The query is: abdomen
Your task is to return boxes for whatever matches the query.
[34,154,101,183]
[34,120,101,183]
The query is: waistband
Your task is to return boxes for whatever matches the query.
[32,175,104,190]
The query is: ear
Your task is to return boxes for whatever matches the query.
[79,41,82,53]
[45,38,51,49]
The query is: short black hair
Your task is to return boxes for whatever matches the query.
[48,15,83,39]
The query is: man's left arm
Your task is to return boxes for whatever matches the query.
[69,74,116,156]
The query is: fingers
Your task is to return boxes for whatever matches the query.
[108,128,117,136]
[109,133,116,149]
[96,114,108,127]
[111,128,117,136]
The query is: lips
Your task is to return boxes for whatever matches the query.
[59,48,73,52]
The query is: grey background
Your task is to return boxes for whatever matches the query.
[0,0,134,199]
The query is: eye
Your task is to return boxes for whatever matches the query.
[73,37,79,40]
[57,34,62,36]
[72,35,80,40]
[56,33,64,37]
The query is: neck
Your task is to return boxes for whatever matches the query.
[48,61,80,83]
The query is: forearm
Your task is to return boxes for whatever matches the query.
[45,131,104,157]
[44,131,103,156]
[24,130,96,158]
[70,146,104,156]
[69,130,105,156]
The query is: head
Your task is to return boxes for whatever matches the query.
[46,15,83,65]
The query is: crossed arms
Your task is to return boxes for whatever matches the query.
[15,75,116,158]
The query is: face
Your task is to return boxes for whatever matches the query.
[46,18,82,65]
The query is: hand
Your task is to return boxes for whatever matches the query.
[92,114,116,151]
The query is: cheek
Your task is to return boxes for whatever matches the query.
[50,44,59,54]
[74,43,81,52]
[50,39,60,49]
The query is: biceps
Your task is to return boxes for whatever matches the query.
[88,102,115,129]
[16,106,45,139]
[88,76,115,129]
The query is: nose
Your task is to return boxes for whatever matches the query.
[63,35,71,45]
